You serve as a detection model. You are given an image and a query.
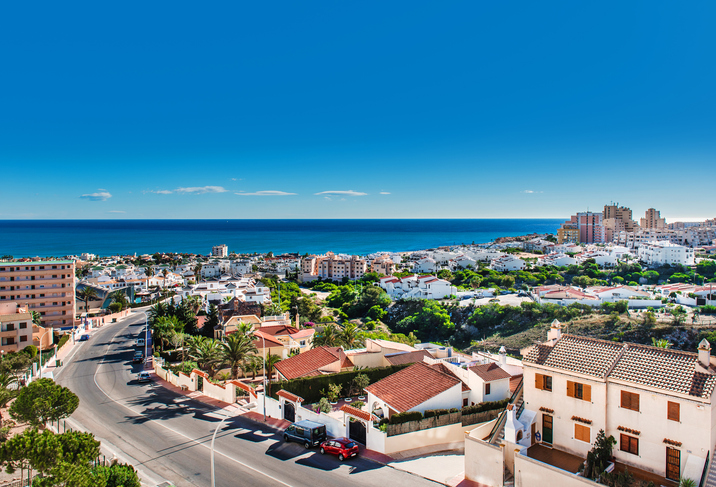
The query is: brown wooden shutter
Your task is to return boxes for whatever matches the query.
[575,424,590,442]
[668,401,680,422]
[632,393,639,411]
[535,373,544,390]
[567,380,575,398]
[621,390,629,408]
[583,384,591,402]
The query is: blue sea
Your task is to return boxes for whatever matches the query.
[0,219,563,258]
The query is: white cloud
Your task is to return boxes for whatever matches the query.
[80,191,112,201]
[235,191,297,196]
[108,210,126,213]
[521,190,543,194]
[148,189,173,194]
[379,192,391,195]
[174,186,228,194]
[314,190,368,196]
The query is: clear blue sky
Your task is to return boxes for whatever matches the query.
[1,1,714,220]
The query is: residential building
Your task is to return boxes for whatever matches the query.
[638,241,695,266]
[274,346,354,380]
[371,256,395,276]
[517,322,716,484]
[603,204,639,243]
[489,255,526,272]
[0,261,76,329]
[0,302,35,352]
[300,252,367,281]
[536,253,577,268]
[557,221,579,245]
[211,245,228,258]
[641,208,666,230]
[379,275,457,300]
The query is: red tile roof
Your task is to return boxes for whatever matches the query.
[340,405,376,422]
[274,346,346,380]
[277,390,304,403]
[469,363,513,382]
[364,362,461,413]
[384,349,433,366]
[251,331,284,349]
[430,362,471,391]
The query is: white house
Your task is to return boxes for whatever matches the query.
[378,275,457,300]
[201,263,222,279]
[490,256,526,272]
[413,258,438,273]
[638,241,695,266]
[536,253,577,267]
[577,250,618,267]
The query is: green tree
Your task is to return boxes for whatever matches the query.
[313,324,340,348]
[31,311,42,326]
[152,316,183,351]
[263,303,283,317]
[189,339,222,377]
[265,353,282,381]
[396,300,453,342]
[202,304,220,339]
[340,323,362,349]
[220,333,257,380]
[10,379,79,428]
[77,287,99,315]
[651,337,671,349]
[93,463,141,487]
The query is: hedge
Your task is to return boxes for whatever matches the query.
[57,334,70,349]
[269,364,410,404]
[461,398,509,415]
[389,411,423,424]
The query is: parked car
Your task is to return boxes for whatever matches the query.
[136,338,145,347]
[283,420,326,448]
[132,351,145,363]
[137,371,151,383]
[319,437,359,461]
[79,334,90,341]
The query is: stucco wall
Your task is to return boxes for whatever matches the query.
[514,451,596,487]
[464,435,504,487]
[294,406,346,438]
[409,383,463,413]
[202,379,235,403]
[177,372,195,391]
[383,422,467,454]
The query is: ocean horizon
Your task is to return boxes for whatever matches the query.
[0,219,564,258]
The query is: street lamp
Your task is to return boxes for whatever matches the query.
[137,310,149,363]
[210,415,228,487]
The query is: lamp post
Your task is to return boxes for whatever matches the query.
[261,332,266,422]
[210,415,228,487]
[137,310,149,363]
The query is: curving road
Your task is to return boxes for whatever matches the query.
[55,311,438,487]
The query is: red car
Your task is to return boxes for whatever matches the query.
[319,437,359,461]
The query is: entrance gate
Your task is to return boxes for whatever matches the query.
[349,419,366,445]
[284,402,295,422]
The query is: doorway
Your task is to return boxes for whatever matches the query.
[542,414,553,444]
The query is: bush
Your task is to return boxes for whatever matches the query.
[21,345,38,359]
[461,398,510,415]
[108,302,122,313]
[351,400,365,409]
[315,397,332,413]
[389,411,423,424]
[57,334,70,349]
[424,408,450,418]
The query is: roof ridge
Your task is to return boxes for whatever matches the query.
[624,342,699,358]
[419,361,461,384]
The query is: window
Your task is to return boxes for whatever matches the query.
[535,373,553,391]
[485,383,491,395]
[667,401,680,422]
[463,398,468,407]
[20,336,28,342]
[620,434,639,455]
[19,322,27,329]
[574,423,590,443]
[567,381,591,401]
[621,391,640,412]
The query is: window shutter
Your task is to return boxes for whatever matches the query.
[632,393,639,411]
[621,390,629,408]
[567,381,575,398]
[668,401,680,422]
[583,384,591,402]
[535,373,544,390]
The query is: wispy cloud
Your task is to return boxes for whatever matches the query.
[521,190,543,194]
[108,210,126,213]
[379,192,391,195]
[146,189,174,194]
[174,186,228,194]
[80,191,112,201]
[314,190,367,196]
[235,190,297,196]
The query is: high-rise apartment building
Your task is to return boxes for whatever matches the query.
[641,208,666,229]
[211,245,228,258]
[602,204,639,242]
[0,261,76,329]
[559,212,605,244]
[557,221,579,244]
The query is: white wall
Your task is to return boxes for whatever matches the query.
[294,405,347,438]
[514,450,597,487]
[409,383,463,414]
[464,435,504,487]
[382,422,469,454]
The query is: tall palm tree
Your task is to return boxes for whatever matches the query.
[313,324,340,348]
[220,333,257,380]
[110,290,128,310]
[340,323,361,349]
[162,268,169,290]
[185,335,208,357]
[77,286,99,315]
[236,320,253,336]
[265,353,282,382]
[242,356,262,380]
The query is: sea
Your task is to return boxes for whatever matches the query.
[0,219,564,258]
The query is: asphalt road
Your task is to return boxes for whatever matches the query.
[55,311,438,487]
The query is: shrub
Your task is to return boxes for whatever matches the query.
[424,408,450,418]
[21,345,38,359]
[461,398,510,415]
[57,334,70,349]
[351,400,365,409]
[389,411,423,424]
[315,397,332,413]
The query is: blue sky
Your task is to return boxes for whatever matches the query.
[1,1,714,220]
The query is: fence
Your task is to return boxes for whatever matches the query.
[461,408,502,427]
[386,412,461,436]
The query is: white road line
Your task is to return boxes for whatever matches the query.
[89,319,293,487]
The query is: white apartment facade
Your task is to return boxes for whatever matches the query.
[489,256,526,272]
[638,241,695,266]
[212,245,228,258]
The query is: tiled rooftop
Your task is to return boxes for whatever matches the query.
[524,334,625,378]
[469,362,513,382]
[274,346,347,380]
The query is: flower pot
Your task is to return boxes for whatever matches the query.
[329,401,338,405]
[358,396,366,401]
[344,398,352,403]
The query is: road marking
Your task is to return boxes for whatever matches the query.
[89,317,293,487]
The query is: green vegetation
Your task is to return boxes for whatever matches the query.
[9,378,79,428]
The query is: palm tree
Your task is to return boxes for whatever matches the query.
[162,268,169,290]
[236,320,253,336]
[265,353,282,382]
[220,333,257,380]
[77,286,99,315]
[313,324,340,348]
[185,335,208,357]
[168,332,186,359]
[340,323,361,349]
[190,339,222,377]
[110,291,128,310]
[242,356,262,380]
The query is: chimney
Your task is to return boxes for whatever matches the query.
[499,346,507,366]
[699,339,711,368]
[547,319,562,343]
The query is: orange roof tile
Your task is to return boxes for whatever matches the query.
[385,350,433,366]
[277,390,304,403]
[340,405,376,422]
[469,363,513,382]
[364,362,461,413]
[274,346,345,380]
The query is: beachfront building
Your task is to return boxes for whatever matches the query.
[211,244,228,257]
[638,241,695,266]
[300,252,367,282]
[0,261,76,329]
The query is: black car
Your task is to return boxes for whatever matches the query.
[132,351,145,363]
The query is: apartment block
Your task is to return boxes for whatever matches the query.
[602,204,639,243]
[0,302,34,352]
[211,244,228,258]
[0,261,76,329]
[301,252,367,281]
[641,208,666,230]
